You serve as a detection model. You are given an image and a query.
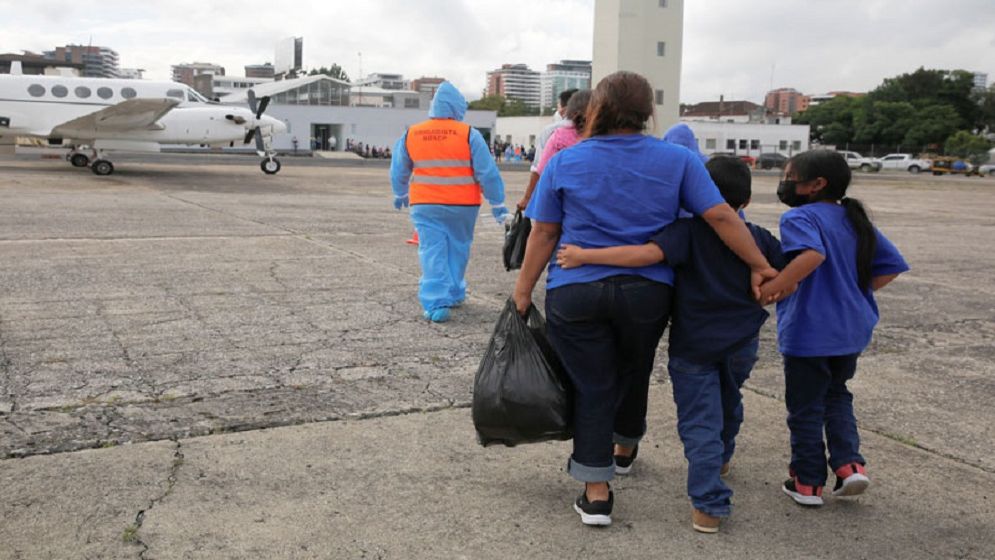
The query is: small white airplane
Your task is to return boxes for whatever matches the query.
[0,64,287,175]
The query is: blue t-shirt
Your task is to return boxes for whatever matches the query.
[653,218,786,362]
[776,202,909,357]
[525,135,726,289]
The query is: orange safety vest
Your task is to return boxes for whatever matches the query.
[406,119,482,206]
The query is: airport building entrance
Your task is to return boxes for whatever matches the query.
[311,123,343,151]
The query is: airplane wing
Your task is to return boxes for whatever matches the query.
[51,98,180,136]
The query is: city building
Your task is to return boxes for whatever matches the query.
[540,60,592,110]
[44,45,120,78]
[973,72,989,92]
[274,37,303,79]
[807,91,864,106]
[764,87,810,116]
[486,64,541,107]
[118,68,145,80]
[680,120,811,157]
[245,63,275,79]
[681,98,764,123]
[223,75,495,152]
[212,76,273,99]
[593,0,684,132]
[411,76,446,97]
[171,62,225,86]
[0,52,83,76]
[355,73,409,90]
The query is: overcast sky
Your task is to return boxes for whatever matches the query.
[1,0,993,103]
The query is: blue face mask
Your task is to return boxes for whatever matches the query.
[777,180,811,207]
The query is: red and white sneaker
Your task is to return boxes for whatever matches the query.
[782,477,824,506]
[832,463,870,497]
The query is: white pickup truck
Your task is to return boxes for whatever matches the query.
[838,150,882,172]
[876,153,932,174]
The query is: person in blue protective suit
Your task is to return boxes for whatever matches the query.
[664,123,709,163]
[390,82,508,323]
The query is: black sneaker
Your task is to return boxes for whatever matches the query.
[782,477,824,507]
[573,487,614,526]
[614,444,638,475]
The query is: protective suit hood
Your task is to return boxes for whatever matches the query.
[663,123,708,162]
[428,82,468,121]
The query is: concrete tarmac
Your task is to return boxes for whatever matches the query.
[0,155,993,559]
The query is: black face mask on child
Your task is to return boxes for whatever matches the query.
[777,180,811,208]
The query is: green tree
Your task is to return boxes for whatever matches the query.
[902,105,961,148]
[468,95,505,112]
[944,130,992,164]
[794,96,862,145]
[308,64,350,82]
[467,95,541,116]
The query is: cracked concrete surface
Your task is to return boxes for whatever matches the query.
[0,156,993,558]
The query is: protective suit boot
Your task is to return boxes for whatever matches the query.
[422,308,451,323]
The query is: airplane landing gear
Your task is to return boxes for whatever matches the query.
[91,159,114,176]
[69,153,90,168]
[261,157,281,175]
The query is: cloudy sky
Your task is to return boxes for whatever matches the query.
[1,0,993,103]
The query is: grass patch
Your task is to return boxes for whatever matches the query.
[121,523,140,543]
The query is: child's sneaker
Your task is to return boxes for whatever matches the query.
[614,444,638,475]
[832,463,870,497]
[691,508,721,534]
[782,477,824,506]
[573,487,613,527]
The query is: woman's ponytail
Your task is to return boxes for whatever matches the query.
[841,197,876,290]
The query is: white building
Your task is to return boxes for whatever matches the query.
[487,64,542,108]
[225,75,496,152]
[681,120,810,157]
[493,116,555,147]
[118,68,145,80]
[973,72,988,91]
[350,86,428,109]
[355,73,410,91]
[212,76,273,99]
[540,60,592,110]
[593,0,684,133]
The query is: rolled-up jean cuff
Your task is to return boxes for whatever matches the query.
[567,456,615,482]
[613,432,642,448]
[694,502,731,518]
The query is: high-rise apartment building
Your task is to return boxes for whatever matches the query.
[44,45,120,78]
[540,60,592,110]
[411,76,446,97]
[593,0,684,132]
[765,88,810,116]
[973,72,989,92]
[486,64,541,107]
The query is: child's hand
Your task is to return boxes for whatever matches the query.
[556,244,586,269]
[759,280,797,305]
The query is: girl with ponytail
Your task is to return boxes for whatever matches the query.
[759,150,909,507]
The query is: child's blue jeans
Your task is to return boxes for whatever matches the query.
[668,337,759,517]
[783,353,864,488]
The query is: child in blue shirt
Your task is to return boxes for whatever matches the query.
[556,156,784,533]
[759,149,909,507]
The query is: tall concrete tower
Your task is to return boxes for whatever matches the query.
[593,0,684,133]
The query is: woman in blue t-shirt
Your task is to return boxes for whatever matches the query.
[512,71,779,527]
[759,150,909,507]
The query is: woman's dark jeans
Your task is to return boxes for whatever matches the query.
[545,276,672,482]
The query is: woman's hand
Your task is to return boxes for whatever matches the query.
[512,290,532,316]
[555,244,586,269]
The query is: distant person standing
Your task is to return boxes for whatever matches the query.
[517,88,578,210]
[328,135,337,151]
[390,82,508,323]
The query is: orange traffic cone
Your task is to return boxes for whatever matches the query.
[405,230,419,245]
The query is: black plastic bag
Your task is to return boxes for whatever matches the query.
[473,298,573,446]
[503,209,531,271]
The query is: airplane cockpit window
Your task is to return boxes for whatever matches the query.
[75,86,91,98]
[166,89,185,100]
[97,87,113,100]
[27,84,45,97]
[121,87,137,99]
[186,89,209,103]
[51,85,68,98]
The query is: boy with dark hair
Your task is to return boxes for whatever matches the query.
[556,155,786,534]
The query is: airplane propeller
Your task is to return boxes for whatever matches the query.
[243,89,273,153]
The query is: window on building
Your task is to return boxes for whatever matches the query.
[27,84,46,97]
[726,139,736,150]
[97,87,113,99]
[51,85,68,98]
[74,86,91,99]
[121,87,137,99]
[779,140,788,151]
[750,139,760,150]
[705,138,717,150]
[657,42,666,57]
[655,89,664,105]
[739,139,747,150]
[659,0,668,6]
[792,140,802,151]
[404,98,420,109]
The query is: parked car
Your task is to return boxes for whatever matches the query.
[838,150,882,172]
[978,163,995,177]
[756,152,789,170]
[876,153,932,174]
[709,152,756,167]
